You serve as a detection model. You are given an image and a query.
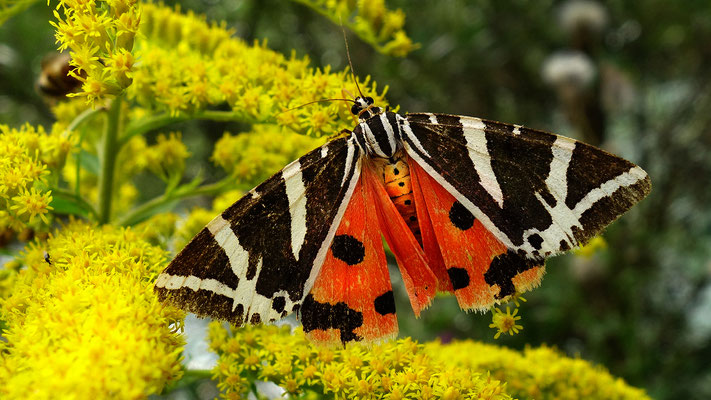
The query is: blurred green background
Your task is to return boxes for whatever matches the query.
[2,1,710,399]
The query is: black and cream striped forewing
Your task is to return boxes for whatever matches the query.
[401,113,651,261]
[155,137,362,326]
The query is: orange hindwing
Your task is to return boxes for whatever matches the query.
[362,161,437,316]
[301,174,398,345]
[409,158,546,310]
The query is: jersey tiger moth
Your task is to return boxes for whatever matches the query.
[154,95,651,346]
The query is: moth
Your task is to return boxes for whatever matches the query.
[155,95,651,345]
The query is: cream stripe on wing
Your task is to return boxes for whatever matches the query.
[573,166,648,217]
[342,139,357,185]
[207,215,249,277]
[400,119,431,159]
[545,136,576,203]
[461,117,505,208]
[302,151,362,302]
[282,161,307,260]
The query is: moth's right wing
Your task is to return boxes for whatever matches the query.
[155,137,362,325]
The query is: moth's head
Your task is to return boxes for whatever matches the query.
[351,96,382,120]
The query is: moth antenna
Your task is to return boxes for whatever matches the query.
[341,22,365,99]
[277,98,356,115]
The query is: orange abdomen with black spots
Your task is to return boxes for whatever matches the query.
[371,153,422,245]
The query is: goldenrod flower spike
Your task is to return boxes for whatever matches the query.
[425,340,651,400]
[0,220,185,398]
[209,323,512,399]
[51,0,140,105]
[0,124,74,235]
[208,323,650,399]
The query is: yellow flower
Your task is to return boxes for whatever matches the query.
[0,220,184,398]
[575,235,608,258]
[10,188,53,225]
[208,324,512,399]
[145,132,191,182]
[295,0,419,57]
[489,306,524,339]
[0,124,72,234]
[212,125,326,186]
[51,0,140,105]
[425,340,651,400]
[173,206,215,250]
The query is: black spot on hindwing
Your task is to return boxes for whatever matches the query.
[449,201,475,230]
[447,267,470,290]
[374,291,396,315]
[300,294,363,344]
[331,234,365,265]
[484,250,539,298]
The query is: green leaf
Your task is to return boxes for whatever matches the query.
[0,0,40,26]
[78,150,99,175]
[120,198,179,226]
[50,195,89,217]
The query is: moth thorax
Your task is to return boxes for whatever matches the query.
[370,152,423,246]
[353,111,402,158]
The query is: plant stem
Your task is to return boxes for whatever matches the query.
[115,179,231,226]
[97,96,123,224]
[68,107,102,198]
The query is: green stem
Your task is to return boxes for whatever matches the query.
[66,106,102,133]
[115,179,231,226]
[97,96,123,224]
[68,107,102,198]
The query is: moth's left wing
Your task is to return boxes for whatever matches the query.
[155,137,362,325]
[401,113,651,262]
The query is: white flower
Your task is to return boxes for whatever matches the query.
[559,0,609,35]
[542,51,596,89]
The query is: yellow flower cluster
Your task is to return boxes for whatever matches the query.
[212,125,326,187]
[51,0,140,104]
[209,323,511,400]
[293,0,419,57]
[41,2,396,227]
[0,220,185,398]
[425,341,650,400]
[0,124,73,235]
[145,132,191,182]
[131,3,389,135]
[208,323,650,399]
